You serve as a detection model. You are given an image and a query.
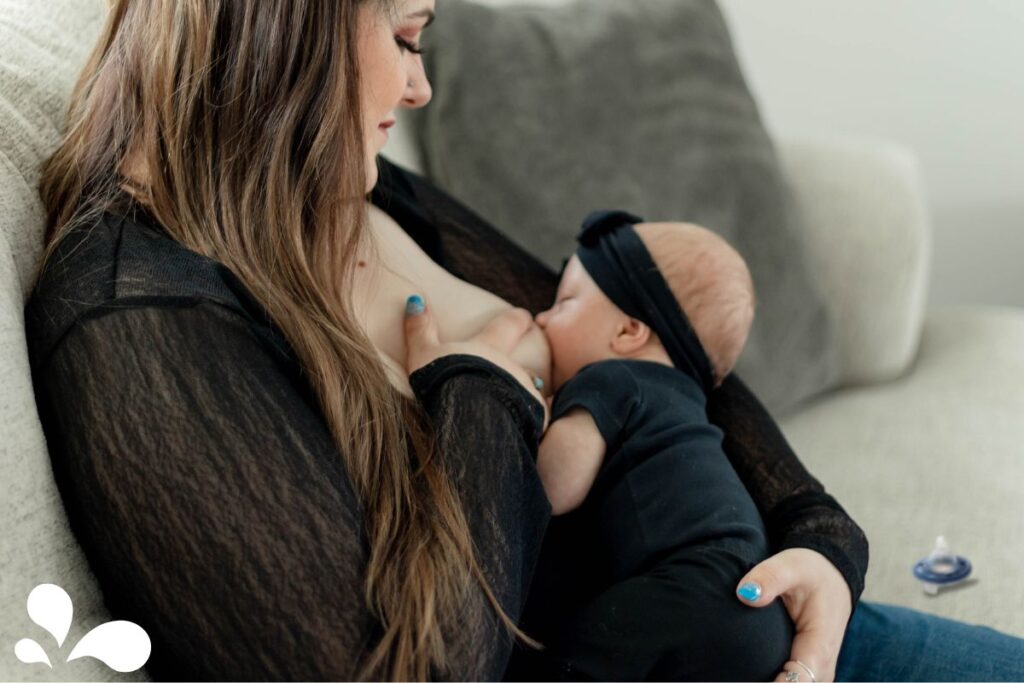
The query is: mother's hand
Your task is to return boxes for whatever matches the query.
[735,548,852,682]
[404,295,550,429]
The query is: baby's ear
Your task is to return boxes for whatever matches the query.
[611,317,652,354]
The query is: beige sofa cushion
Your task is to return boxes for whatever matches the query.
[778,135,931,390]
[0,1,143,680]
[781,305,1024,638]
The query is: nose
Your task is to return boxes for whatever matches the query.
[534,310,549,328]
[402,59,432,108]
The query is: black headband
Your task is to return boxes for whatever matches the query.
[572,209,715,393]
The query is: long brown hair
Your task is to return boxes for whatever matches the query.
[35,1,539,678]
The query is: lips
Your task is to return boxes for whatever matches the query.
[379,119,396,129]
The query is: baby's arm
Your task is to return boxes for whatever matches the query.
[536,407,606,515]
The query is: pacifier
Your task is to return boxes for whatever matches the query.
[912,535,972,595]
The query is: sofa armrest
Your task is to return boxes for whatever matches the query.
[777,134,932,387]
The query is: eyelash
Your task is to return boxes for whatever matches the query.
[395,36,427,55]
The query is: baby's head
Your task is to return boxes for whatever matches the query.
[534,222,755,392]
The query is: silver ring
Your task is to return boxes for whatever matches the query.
[785,672,800,682]
[796,660,817,683]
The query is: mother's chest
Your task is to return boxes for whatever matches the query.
[350,204,514,392]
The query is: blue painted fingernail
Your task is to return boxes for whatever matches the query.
[405,295,424,316]
[737,582,762,602]
[533,376,545,391]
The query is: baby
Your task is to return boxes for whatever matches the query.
[528,210,793,681]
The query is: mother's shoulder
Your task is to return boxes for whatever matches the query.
[25,206,261,367]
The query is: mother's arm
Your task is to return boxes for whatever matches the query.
[708,376,867,682]
[31,300,549,680]
[706,374,869,606]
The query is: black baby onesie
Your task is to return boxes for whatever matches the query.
[538,358,794,681]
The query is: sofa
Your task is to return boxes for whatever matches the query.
[2,0,1021,680]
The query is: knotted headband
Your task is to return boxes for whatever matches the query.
[571,209,716,393]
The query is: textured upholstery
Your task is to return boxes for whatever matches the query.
[779,135,932,390]
[0,1,139,680]
[781,305,1024,637]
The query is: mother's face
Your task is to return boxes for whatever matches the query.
[357,0,435,193]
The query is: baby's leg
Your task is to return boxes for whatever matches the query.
[542,549,794,681]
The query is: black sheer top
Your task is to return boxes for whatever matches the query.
[24,157,867,680]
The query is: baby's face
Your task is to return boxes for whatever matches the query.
[534,255,624,392]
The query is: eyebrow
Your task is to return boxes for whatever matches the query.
[407,8,436,27]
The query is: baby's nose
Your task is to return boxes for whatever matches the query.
[534,310,548,327]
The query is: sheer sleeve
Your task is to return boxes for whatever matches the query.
[31,299,549,680]
[375,159,868,607]
[705,374,869,607]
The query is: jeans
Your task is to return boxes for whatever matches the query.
[836,601,1024,681]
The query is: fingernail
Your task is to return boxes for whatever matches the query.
[405,295,424,316]
[533,376,545,391]
[737,582,762,602]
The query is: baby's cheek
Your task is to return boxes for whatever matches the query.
[548,334,583,393]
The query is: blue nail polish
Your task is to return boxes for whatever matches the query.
[737,582,762,602]
[533,376,545,391]
[405,294,424,316]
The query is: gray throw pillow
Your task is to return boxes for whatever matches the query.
[407,0,839,415]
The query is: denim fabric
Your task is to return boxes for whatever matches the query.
[837,601,1024,681]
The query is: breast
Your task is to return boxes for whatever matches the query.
[351,204,552,397]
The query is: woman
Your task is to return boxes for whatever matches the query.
[23,0,1023,680]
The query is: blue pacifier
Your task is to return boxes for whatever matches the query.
[913,535,972,595]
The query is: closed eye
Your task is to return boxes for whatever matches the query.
[395,35,427,55]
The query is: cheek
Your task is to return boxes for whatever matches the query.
[369,59,402,109]
[358,26,402,110]
[545,316,579,362]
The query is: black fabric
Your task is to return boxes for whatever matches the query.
[525,359,793,680]
[518,556,793,682]
[24,155,866,680]
[574,210,716,393]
